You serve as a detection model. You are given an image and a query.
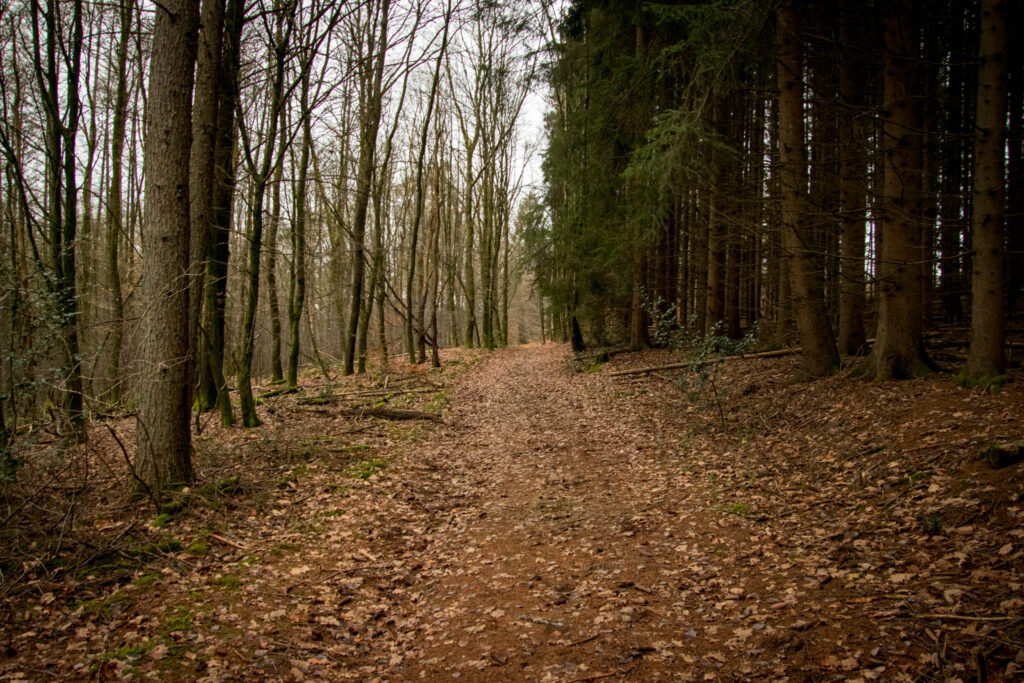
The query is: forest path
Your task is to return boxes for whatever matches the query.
[346,343,757,680]
[8,342,1020,681]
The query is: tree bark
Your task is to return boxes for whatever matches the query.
[775,0,839,379]
[860,0,934,380]
[837,0,868,355]
[136,0,200,493]
[288,59,312,389]
[189,0,226,409]
[344,0,389,375]
[105,0,133,405]
[965,0,1008,379]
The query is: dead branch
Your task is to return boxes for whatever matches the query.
[608,347,804,377]
[337,407,442,422]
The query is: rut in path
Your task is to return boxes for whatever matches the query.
[354,344,745,680]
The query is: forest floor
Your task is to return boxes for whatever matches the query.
[1,341,1023,681]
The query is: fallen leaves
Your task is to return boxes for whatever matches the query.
[2,345,1023,681]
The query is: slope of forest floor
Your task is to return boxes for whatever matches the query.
[2,342,1023,681]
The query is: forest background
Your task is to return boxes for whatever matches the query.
[0,0,1019,501]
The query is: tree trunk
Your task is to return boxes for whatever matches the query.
[266,123,285,383]
[837,0,868,355]
[861,0,934,380]
[136,0,199,494]
[189,0,226,409]
[775,0,839,379]
[105,0,133,405]
[344,0,389,375]
[236,5,293,427]
[964,0,1008,379]
[200,0,243,426]
[405,7,450,364]
[288,64,312,389]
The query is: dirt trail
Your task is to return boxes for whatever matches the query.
[340,344,789,681]
[7,342,1020,681]
[383,344,697,679]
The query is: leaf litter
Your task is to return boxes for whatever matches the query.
[1,343,1022,681]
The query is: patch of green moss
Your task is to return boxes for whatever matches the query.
[128,538,182,557]
[213,574,242,591]
[152,513,173,528]
[955,369,1008,394]
[132,573,160,589]
[199,476,241,497]
[159,606,194,634]
[186,540,209,556]
[425,390,449,413]
[277,464,307,488]
[348,458,387,480]
[916,511,944,535]
[717,502,751,517]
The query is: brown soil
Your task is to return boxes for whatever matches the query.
[2,343,1022,681]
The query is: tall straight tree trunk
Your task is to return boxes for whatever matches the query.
[1007,0,1024,314]
[189,0,226,409]
[837,1,868,355]
[405,5,450,364]
[105,0,133,405]
[861,0,933,380]
[58,0,85,439]
[288,64,312,389]
[136,0,199,494]
[462,145,477,348]
[694,191,709,334]
[28,0,87,437]
[236,6,293,427]
[964,0,1008,379]
[200,0,242,426]
[266,122,286,383]
[775,0,839,379]
[706,170,724,332]
[344,0,389,375]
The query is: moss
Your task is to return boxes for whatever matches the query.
[916,511,944,535]
[348,458,387,480]
[132,573,160,589]
[152,513,173,528]
[128,538,182,557]
[277,464,307,488]
[199,476,241,497]
[160,499,186,516]
[425,390,449,413]
[717,502,751,517]
[213,574,242,591]
[186,540,209,556]
[159,606,194,634]
[955,369,1008,393]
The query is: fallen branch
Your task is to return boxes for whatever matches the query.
[338,407,442,422]
[256,386,298,400]
[918,613,1017,622]
[296,387,436,406]
[609,339,878,377]
[608,347,803,377]
[209,533,250,550]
